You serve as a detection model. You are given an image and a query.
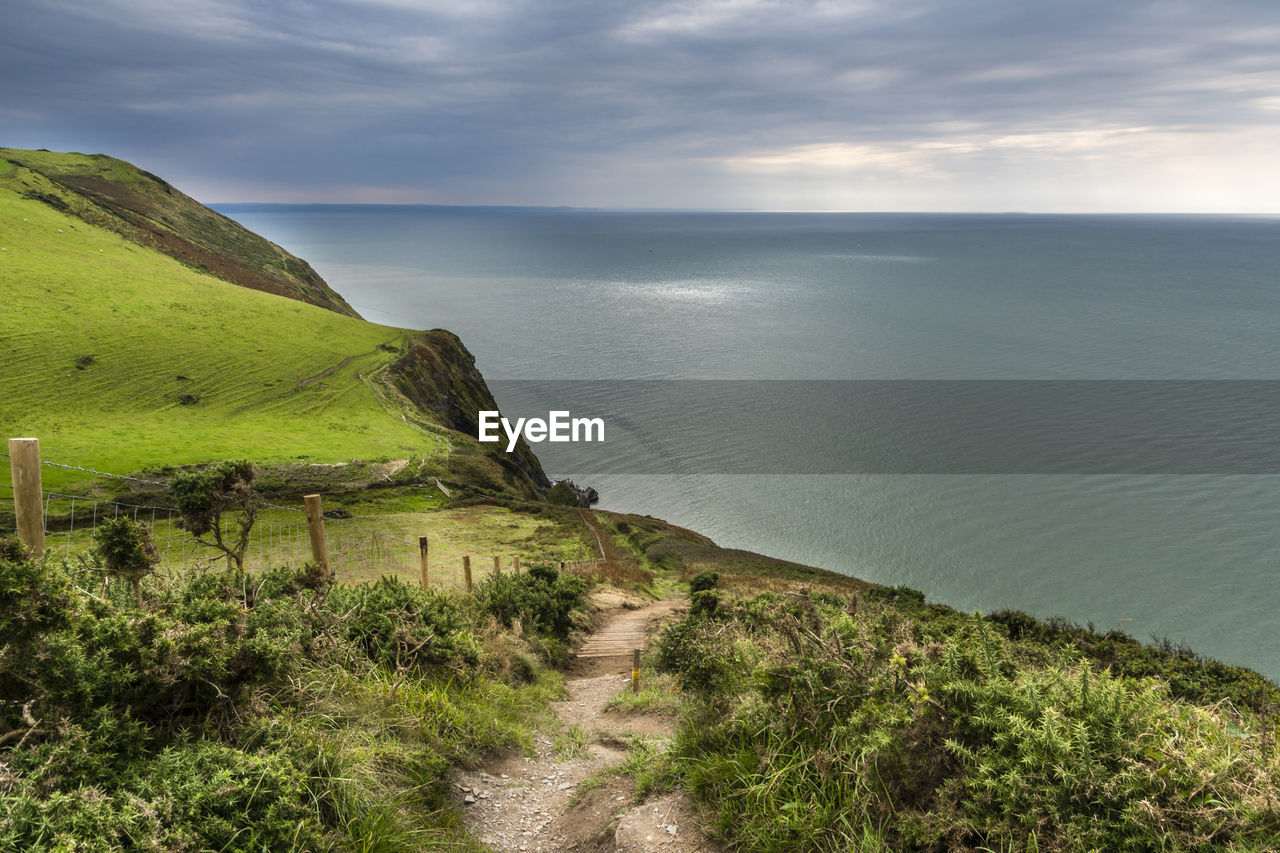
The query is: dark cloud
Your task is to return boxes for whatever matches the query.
[3,0,1278,209]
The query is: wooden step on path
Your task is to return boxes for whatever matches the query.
[576,599,684,658]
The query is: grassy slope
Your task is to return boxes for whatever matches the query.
[0,160,443,491]
[0,148,357,315]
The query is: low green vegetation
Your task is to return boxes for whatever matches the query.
[652,584,1280,852]
[474,564,589,644]
[0,532,590,851]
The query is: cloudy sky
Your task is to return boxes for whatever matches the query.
[4,0,1279,211]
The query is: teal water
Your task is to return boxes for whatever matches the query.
[217,205,1280,679]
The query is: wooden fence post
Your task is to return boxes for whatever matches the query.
[8,438,45,559]
[513,555,520,574]
[632,648,641,693]
[303,494,330,577]
[419,536,429,589]
[493,554,501,575]
[559,560,565,571]
[463,555,472,592]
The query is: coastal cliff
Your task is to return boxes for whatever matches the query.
[0,146,547,498]
[389,328,552,496]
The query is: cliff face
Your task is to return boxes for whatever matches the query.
[389,329,552,495]
[0,148,359,317]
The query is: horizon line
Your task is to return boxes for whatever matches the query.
[207,202,1280,217]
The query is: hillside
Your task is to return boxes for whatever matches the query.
[0,148,546,498]
[0,148,357,316]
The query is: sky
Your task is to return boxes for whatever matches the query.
[3,0,1279,212]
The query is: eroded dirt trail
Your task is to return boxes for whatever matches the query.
[454,598,720,852]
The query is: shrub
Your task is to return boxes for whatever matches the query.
[0,551,553,852]
[690,588,720,618]
[988,608,1280,712]
[667,594,1280,853]
[0,558,316,729]
[655,616,741,696]
[865,583,926,605]
[546,481,580,506]
[475,563,587,641]
[171,459,259,570]
[689,570,719,593]
[2,727,330,852]
[328,575,480,672]
[92,516,158,607]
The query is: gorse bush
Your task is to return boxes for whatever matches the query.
[475,563,588,640]
[989,608,1280,713]
[329,574,480,672]
[689,570,719,593]
[661,591,1280,852]
[688,570,721,617]
[0,554,309,729]
[0,540,556,851]
[689,588,720,617]
[655,613,749,698]
[2,729,329,852]
[92,516,158,606]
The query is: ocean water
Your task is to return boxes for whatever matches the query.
[216,205,1280,679]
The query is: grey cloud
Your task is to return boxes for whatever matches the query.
[3,0,1278,207]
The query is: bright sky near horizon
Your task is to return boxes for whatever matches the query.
[3,0,1279,212]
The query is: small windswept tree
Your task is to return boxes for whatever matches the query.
[93,516,159,607]
[171,460,258,570]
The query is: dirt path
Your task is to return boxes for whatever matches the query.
[454,598,722,852]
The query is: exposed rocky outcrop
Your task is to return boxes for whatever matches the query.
[388,329,551,496]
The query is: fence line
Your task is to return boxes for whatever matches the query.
[5,442,610,590]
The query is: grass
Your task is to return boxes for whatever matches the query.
[553,726,591,760]
[0,182,440,489]
[1,149,548,504]
[565,735,673,809]
[0,148,357,316]
[23,500,602,596]
[603,668,684,717]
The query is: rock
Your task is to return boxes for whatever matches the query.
[464,794,476,805]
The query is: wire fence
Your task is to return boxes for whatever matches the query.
[1,449,609,590]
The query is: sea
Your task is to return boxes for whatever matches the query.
[214,205,1280,680]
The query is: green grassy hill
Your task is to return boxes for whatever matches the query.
[0,148,357,315]
[0,149,543,497]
